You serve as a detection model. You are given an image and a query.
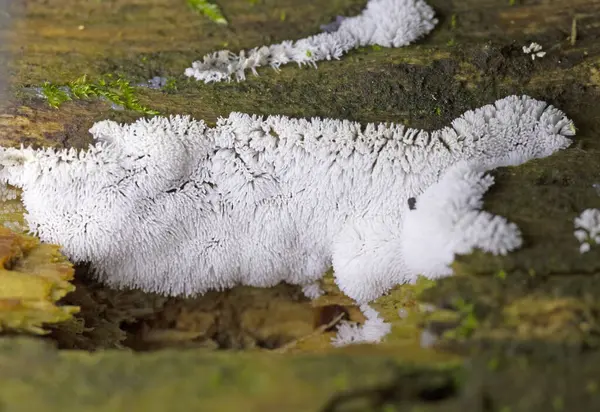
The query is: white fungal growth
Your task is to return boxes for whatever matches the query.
[184,0,437,83]
[331,304,392,346]
[574,209,600,254]
[522,42,546,60]
[301,282,324,299]
[0,95,574,344]
[400,161,523,281]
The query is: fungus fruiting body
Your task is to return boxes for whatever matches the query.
[184,0,438,83]
[0,95,575,343]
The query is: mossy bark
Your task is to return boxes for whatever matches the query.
[0,0,600,411]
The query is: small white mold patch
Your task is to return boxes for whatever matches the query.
[522,42,546,60]
[301,282,324,299]
[331,304,392,346]
[420,329,438,349]
[574,209,600,254]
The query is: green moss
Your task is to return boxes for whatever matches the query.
[443,298,480,340]
[162,77,178,94]
[41,83,71,109]
[39,75,159,115]
[418,268,600,356]
[186,0,228,25]
[450,14,457,30]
